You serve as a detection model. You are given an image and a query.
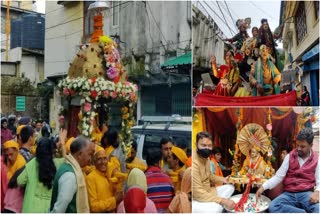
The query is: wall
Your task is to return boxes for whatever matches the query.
[192,5,225,68]
[103,1,191,74]
[1,94,44,119]
[283,1,319,62]
[45,1,83,78]
[20,55,44,85]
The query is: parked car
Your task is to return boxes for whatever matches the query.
[131,115,191,163]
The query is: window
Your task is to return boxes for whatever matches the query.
[315,1,319,20]
[295,1,307,44]
[83,1,95,41]
[112,1,119,26]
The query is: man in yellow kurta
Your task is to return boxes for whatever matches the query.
[86,146,123,212]
[192,132,235,213]
[167,146,188,193]
[3,140,26,180]
[126,141,147,171]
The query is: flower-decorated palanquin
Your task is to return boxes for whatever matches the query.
[57,35,138,156]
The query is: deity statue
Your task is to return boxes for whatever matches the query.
[239,146,267,177]
[250,45,281,96]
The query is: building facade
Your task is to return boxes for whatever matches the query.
[45,1,192,126]
[280,1,319,106]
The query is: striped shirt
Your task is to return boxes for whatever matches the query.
[145,166,174,213]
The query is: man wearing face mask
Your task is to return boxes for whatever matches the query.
[192,132,235,213]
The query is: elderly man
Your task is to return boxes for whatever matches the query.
[86,146,123,212]
[192,131,235,213]
[167,146,188,193]
[256,128,319,213]
[50,135,93,213]
[3,140,26,180]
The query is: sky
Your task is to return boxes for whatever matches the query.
[35,0,45,14]
[195,0,283,48]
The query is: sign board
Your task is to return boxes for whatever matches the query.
[16,96,25,112]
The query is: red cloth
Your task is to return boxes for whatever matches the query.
[124,187,146,213]
[1,158,8,211]
[195,90,297,106]
[67,106,81,138]
[283,149,318,192]
[1,129,13,144]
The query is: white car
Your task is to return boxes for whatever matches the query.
[131,115,191,163]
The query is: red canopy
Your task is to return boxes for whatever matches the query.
[195,90,297,106]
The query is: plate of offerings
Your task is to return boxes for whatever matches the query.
[224,193,271,213]
[229,176,267,185]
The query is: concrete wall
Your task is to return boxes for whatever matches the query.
[282,1,319,62]
[103,1,191,74]
[20,55,44,85]
[192,5,225,68]
[45,1,83,78]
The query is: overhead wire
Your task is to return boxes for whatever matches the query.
[215,1,235,36]
[223,1,238,31]
[202,1,236,37]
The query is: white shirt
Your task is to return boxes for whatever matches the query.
[50,172,77,213]
[262,151,320,191]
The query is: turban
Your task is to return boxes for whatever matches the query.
[94,145,105,156]
[19,117,31,125]
[127,168,147,193]
[3,140,19,150]
[171,146,188,164]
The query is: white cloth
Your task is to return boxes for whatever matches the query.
[50,172,77,213]
[263,152,320,191]
[192,184,235,213]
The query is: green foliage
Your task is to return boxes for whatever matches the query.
[1,76,38,96]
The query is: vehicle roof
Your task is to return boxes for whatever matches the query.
[132,123,191,132]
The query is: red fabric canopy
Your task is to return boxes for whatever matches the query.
[195,90,297,106]
[204,108,298,169]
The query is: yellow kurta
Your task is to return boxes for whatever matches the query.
[7,153,26,180]
[192,150,225,204]
[126,157,147,172]
[86,168,116,212]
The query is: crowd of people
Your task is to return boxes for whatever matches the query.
[192,129,319,213]
[0,115,192,213]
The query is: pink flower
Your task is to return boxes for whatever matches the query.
[69,89,75,96]
[266,124,272,131]
[124,81,130,86]
[112,48,120,59]
[107,67,118,80]
[103,90,109,97]
[63,88,69,95]
[107,55,115,63]
[111,92,118,98]
[83,102,92,112]
[130,92,136,100]
[122,92,126,97]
